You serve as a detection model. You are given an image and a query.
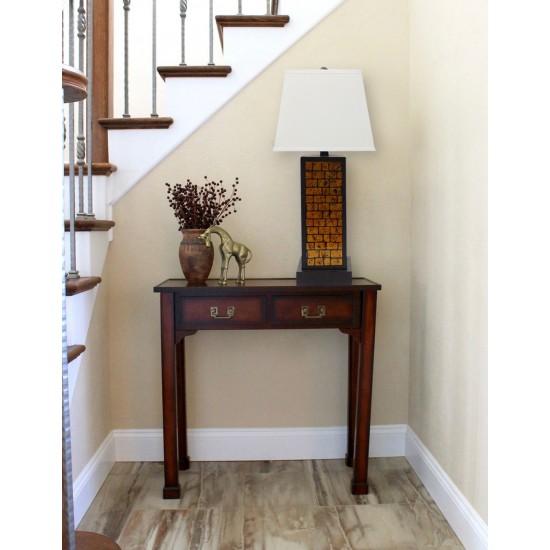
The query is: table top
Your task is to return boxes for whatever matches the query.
[154,277,382,294]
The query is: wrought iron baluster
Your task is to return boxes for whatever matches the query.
[67,0,79,279]
[123,0,131,117]
[151,0,158,116]
[266,0,270,15]
[76,0,87,218]
[62,6,77,542]
[62,276,75,550]
[180,0,187,66]
[208,0,214,65]
[86,0,95,217]
[237,0,242,14]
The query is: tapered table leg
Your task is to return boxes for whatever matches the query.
[351,291,378,495]
[176,337,190,470]
[346,333,360,467]
[160,293,181,499]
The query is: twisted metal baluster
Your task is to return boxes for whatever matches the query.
[76,0,87,218]
[86,0,95,217]
[123,0,131,117]
[208,0,214,65]
[67,0,79,279]
[62,269,75,550]
[62,7,76,547]
[151,0,158,116]
[180,0,187,66]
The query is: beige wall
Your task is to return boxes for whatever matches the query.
[107,0,411,431]
[70,274,113,478]
[409,0,488,522]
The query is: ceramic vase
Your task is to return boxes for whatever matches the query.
[178,229,214,284]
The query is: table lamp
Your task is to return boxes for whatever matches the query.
[273,68,375,284]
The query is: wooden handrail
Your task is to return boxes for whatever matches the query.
[62,64,88,103]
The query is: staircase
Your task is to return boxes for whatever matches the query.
[62,0,347,538]
[62,62,122,550]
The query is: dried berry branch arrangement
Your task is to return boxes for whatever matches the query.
[165,176,241,230]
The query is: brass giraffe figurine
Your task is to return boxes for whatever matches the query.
[200,226,252,285]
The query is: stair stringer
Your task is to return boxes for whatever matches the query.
[107,0,347,205]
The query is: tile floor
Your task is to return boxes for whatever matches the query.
[77,457,464,549]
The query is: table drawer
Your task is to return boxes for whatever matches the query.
[176,296,266,329]
[270,294,359,326]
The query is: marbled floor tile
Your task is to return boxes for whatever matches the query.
[109,461,150,475]
[334,504,464,549]
[77,464,152,540]
[243,504,315,550]
[312,505,353,549]
[309,459,373,507]
[244,471,316,509]
[242,470,318,549]
[116,508,222,550]
[78,459,464,549]
[253,460,308,474]
[215,472,245,549]
[366,458,428,506]
[131,468,203,511]
[131,461,241,511]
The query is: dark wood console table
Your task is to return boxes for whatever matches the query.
[154,277,381,498]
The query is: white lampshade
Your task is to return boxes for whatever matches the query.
[273,69,375,152]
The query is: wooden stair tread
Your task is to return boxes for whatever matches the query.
[157,65,232,80]
[98,116,174,130]
[215,15,290,48]
[64,219,115,232]
[66,276,102,296]
[67,345,86,363]
[62,64,88,103]
[76,531,121,550]
[64,162,118,176]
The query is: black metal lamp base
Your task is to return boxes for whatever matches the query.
[296,257,352,285]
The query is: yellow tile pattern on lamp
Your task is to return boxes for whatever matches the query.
[304,160,344,267]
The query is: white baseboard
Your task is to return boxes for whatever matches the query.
[73,424,487,550]
[113,424,407,462]
[72,431,116,527]
[405,427,488,550]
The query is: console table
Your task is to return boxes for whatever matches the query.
[154,277,381,498]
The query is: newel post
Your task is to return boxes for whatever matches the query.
[91,0,113,164]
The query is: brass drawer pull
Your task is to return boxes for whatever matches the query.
[210,306,235,319]
[301,305,326,319]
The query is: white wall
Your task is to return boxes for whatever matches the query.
[409,0,488,522]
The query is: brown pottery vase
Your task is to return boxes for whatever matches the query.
[179,228,214,284]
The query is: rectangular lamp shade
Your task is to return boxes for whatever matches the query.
[273,69,375,153]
